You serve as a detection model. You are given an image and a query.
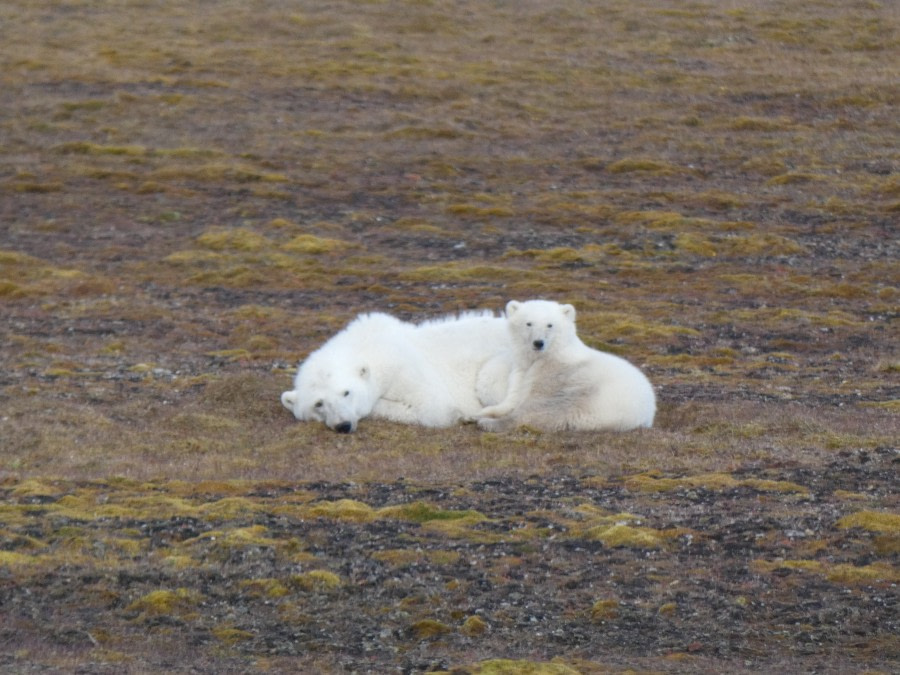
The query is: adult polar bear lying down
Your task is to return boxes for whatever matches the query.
[281,311,509,432]
[475,299,656,432]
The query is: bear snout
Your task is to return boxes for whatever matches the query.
[532,339,545,351]
[334,421,354,434]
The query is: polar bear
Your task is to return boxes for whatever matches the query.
[281,310,510,432]
[475,300,656,432]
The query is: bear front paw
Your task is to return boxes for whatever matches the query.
[477,416,514,432]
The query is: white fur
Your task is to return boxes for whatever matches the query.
[281,310,509,432]
[476,299,656,432]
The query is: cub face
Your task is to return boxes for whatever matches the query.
[281,364,374,433]
[505,299,576,355]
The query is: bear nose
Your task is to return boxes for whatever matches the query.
[533,339,545,351]
[334,421,353,434]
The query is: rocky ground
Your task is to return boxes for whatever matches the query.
[1,447,897,674]
[1,1,898,672]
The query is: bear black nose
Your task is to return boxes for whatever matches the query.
[334,422,353,434]
[533,339,545,350]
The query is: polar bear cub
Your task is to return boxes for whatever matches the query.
[476,300,656,432]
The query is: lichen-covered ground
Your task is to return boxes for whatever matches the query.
[0,1,897,673]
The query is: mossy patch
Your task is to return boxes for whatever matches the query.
[240,578,291,599]
[753,559,899,585]
[281,233,353,254]
[196,227,272,251]
[625,472,810,496]
[371,548,461,567]
[460,615,488,636]
[465,659,581,674]
[304,499,376,522]
[607,158,682,175]
[0,550,43,567]
[211,625,255,645]
[836,510,900,533]
[826,563,898,585]
[378,501,485,524]
[585,523,666,549]
[590,599,621,621]
[126,588,203,617]
[410,618,453,639]
[402,262,526,283]
[291,570,342,591]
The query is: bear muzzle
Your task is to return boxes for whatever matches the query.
[532,339,545,351]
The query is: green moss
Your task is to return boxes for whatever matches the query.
[198,497,263,521]
[0,280,24,296]
[740,478,810,494]
[0,550,41,567]
[291,570,342,591]
[402,262,523,283]
[675,232,719,257]
[675,232,807,258]
[9,182,64,193]
[281,234,352,254]
[729,116,792,131]
[196,227,272,251]
[184,525,282,554]
[586,523,665,549]
[741,156,789,176]
[470,660,581,675]
[378,501,485,524]
[10,479,64,500]
[836,510,900,533]
[240,578,291,599]
[410,619,453,639]
[625,473,809,495]
[126,588,203,616]
[753,558,898,585]
[607,158,681,175]
[766,172,823,186]
[150,163,288,183]
[158,553,197,570]
[163,250,225,265]
[55,141,147,156]
[460,615,488,636]
[204,349,251,361]
[590,598,620,621]
[446,203,516,218]
[826,562,898,584]
[305,499,376,522]
[211,625,255,645]
[371,548,461,567]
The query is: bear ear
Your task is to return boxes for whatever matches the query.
[506,300,521,316]
[562,303,576,322]
[359,365,369,379]
[281,391,297,411]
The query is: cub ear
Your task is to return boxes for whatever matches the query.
[505,300,521,316]
[561,303,576,322]
[281,391,297,411]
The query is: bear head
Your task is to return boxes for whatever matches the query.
[280,361,376,433]
[505,299,577,357]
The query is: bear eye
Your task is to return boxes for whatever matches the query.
[314,400,324,409]
[547,323,553,328]
[343,390,350,397]
[525,322,532,327]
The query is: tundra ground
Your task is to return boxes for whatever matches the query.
[0,1,897,672]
